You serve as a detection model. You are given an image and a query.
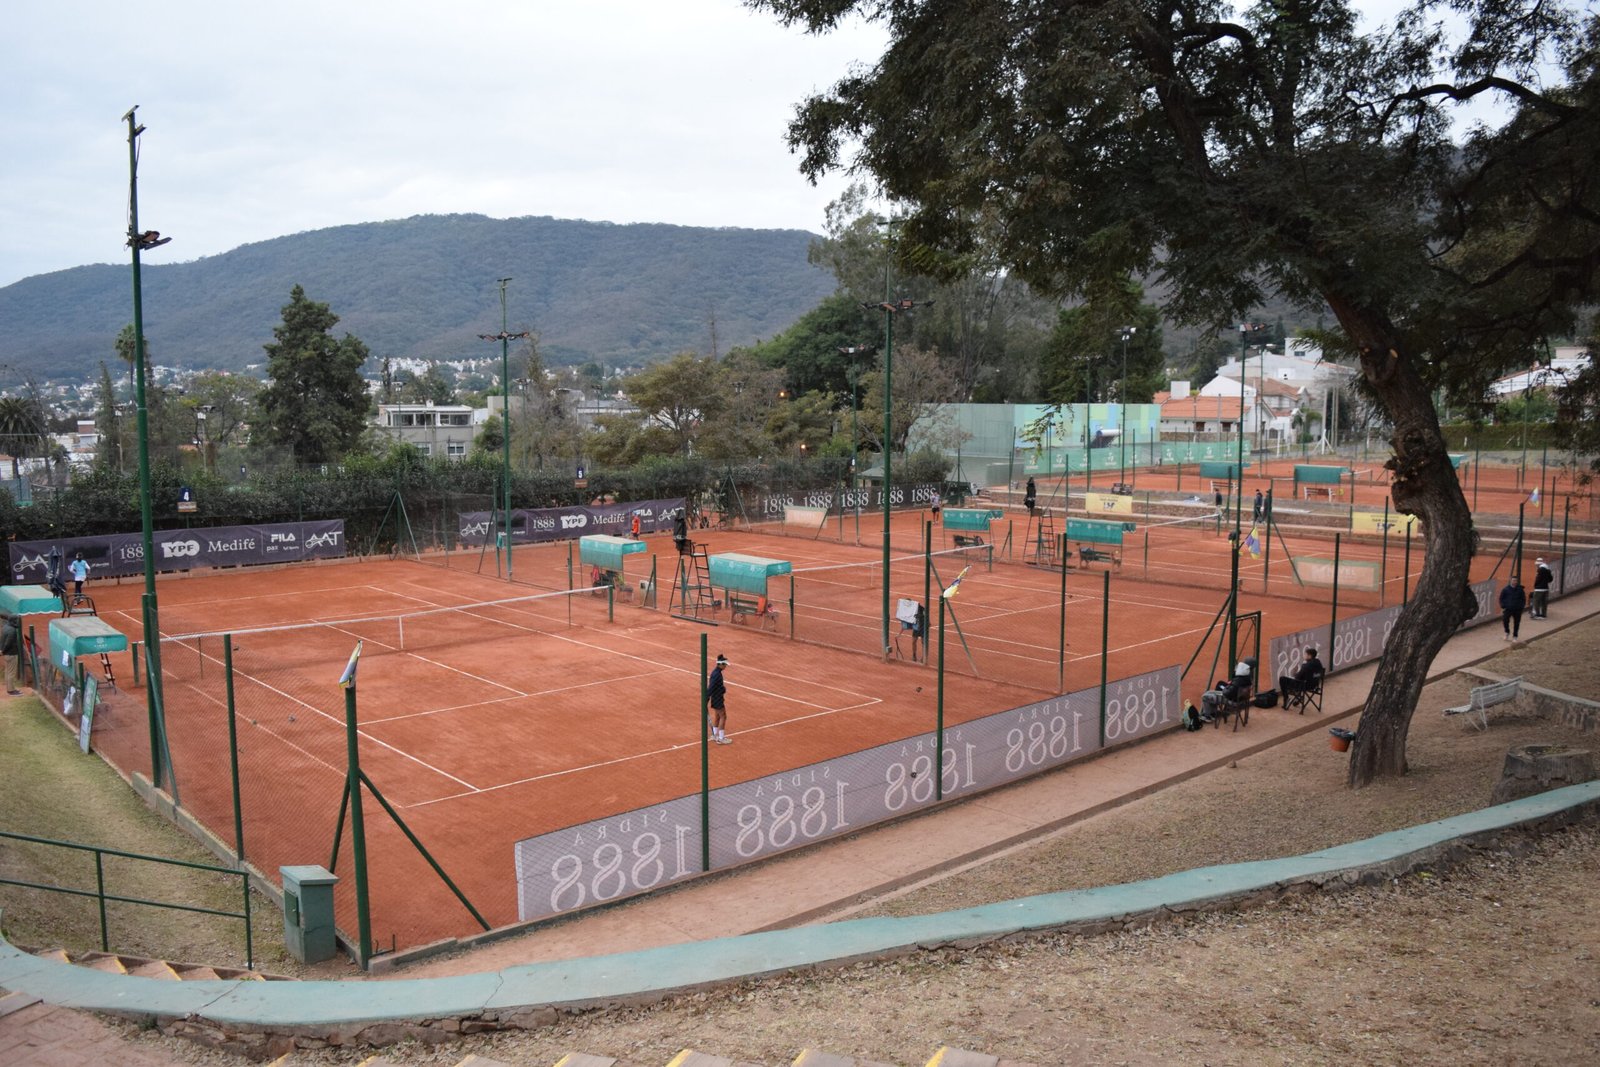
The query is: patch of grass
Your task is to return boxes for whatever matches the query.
[0,695,292,971]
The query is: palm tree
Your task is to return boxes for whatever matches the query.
[0,395,48,480]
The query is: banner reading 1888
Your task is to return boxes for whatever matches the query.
[511,664,1181,925]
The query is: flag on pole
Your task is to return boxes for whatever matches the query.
[1244,526,1262,559]
[942,565,971,600]
[338,641,364,688]
[1529,487,1541,505]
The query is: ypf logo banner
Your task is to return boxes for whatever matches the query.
[161,539,201,559]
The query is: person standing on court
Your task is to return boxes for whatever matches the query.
[673,509,690,555]
[706,653,731,745]
[630,513,641,539]
[1499,576,1527,640]
[1531,557,1553,619]
[1252,488,1264,522]
[1,610,22,695]
[69,553,89,599]
[1024,477,1037,516]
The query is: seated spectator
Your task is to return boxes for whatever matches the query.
[1278,646,1325,696]
[1201,660,1254,721]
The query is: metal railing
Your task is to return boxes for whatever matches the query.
[0,830,254,969]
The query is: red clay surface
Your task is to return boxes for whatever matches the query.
[69,479,1590,952]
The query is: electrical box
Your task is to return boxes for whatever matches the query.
[280,864,338,964]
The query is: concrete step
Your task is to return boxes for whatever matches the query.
[77,951,128,974]
[793,1051,898,1067]
[556,1054,622,1067]
[0,990,44,1018]
[128,958,181,980]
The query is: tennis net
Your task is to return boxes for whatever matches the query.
[157,585,613,682]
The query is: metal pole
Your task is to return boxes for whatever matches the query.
[936,594,946,801]
[342,684,372,968]
[882,308,894,657]
[1380,499,1390,606]
[700,634,710,871]
[1098,570,1110,748]
[124,107,170,792]
[1403,520,1413,605]
[1330,532,1342,669]
[923,519,933,657]
[1514,503,1526,581]
[225,637,245,862]
[499,280,513,580]
[1559,496,1570,594]
[1058,533,1068,693]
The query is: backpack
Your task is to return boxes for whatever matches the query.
[1253,689,1279,708]
[1181,700,1202,731]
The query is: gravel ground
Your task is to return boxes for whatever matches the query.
[108,614,1600,1065]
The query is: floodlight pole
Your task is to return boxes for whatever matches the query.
[1118,327,1136,485]
[479,280,530,580]
[864,298,930,656]
[840,345,876,494]
[124,106,174,792]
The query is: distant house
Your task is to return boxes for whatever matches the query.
[373,401,480,459]
[1488,345,1591,398]
[1156,389,1258,437]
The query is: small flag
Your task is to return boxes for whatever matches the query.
[942,565,971,600]
[1529,487,1540,505]
[1244,526,1262,559]
[338,641,363,689]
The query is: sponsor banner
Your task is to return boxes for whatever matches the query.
[514,795,703,924]
[746,483,941,521]
[1269,624,1333,685]
[8,520,345,583]
[1085,492,1134,515]
[1561,546,1600,593]
[1332,604,1402,672]
[1293,556,1382,592]
[511,663,1182,923]
[1350,511,1416,536]
[458,497,686,546]
[1464,578,1497,628]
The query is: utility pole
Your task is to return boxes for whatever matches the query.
[839,345,876,492]
[479,279,530,580]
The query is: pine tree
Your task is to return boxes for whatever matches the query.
[257,286,371,465]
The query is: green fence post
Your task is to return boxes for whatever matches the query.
[936,593,947,801]
[923,520,932,632]
[1058,534,1068,693]
[699,634,710,872]
[1380,499,1390,606]
[1098,570,1110,748]
[342,681,372,969]
[1330,533,1342,670]
[1403,520,1413,605]
[95,850,109,952]
[1559,496,1571,594]
[224,636,245,862]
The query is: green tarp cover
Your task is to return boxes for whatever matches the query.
[941,508,994,532]
[1448,453,1469,469]
[1197,460,1248,478]
[0,585,63,616]
[579,535,646,571]
[1294,464,1349,484]
[48,616,127,666]
[1065,520,1126,546]
[709,553,793,595]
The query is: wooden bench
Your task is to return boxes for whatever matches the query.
[1076,545,1122,569]
[1444,676,1522,731]
[1109,482,1134,495]
[728,592,779,630]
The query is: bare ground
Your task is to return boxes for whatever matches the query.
[18,616,1600,1064]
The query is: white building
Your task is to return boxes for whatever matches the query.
[1488,345,1591,398]
[373,401,480,459]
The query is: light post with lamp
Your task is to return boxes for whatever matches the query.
[1230,321,1267,670]
[839,345,875,492]
[123,106,176,796]
[862,297,931,656]
[478,279,529,579]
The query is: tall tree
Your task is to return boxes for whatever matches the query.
[624,353,726,457]
[257,285,371,465]
[755,0,1600,786]
[0,393,48,480]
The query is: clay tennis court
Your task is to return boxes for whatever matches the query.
[66,472,1582,952]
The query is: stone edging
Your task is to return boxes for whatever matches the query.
[0,780,1596,1059]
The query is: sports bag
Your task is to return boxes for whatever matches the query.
[1253,688,1279,708]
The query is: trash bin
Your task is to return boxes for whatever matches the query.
[280,864,338,964]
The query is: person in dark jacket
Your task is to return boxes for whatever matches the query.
[1024,477,1037,515]
[706,654,731,744]
[1499,576,1527,640]
[1278,646,1324,697]
[673,510,690,555]
[2,611,22,695]
[1530,557,1553,619]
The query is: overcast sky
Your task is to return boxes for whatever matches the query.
[2,1,889,289]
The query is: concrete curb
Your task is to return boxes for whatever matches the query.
[1,779,1596,1048]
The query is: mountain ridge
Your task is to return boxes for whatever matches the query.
[0,214,835,384]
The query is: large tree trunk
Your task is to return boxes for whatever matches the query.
[1324,297,1481,787]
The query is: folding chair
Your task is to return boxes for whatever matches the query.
[1284,671,1324,714]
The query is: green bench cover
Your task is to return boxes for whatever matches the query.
[1294,464,1349,484]
[0,585,63,616]
[579,534,647,571]
[1065,519,1126,546]
[941,508,994,532]
[708,553,793,596]
[47,616,128,667]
